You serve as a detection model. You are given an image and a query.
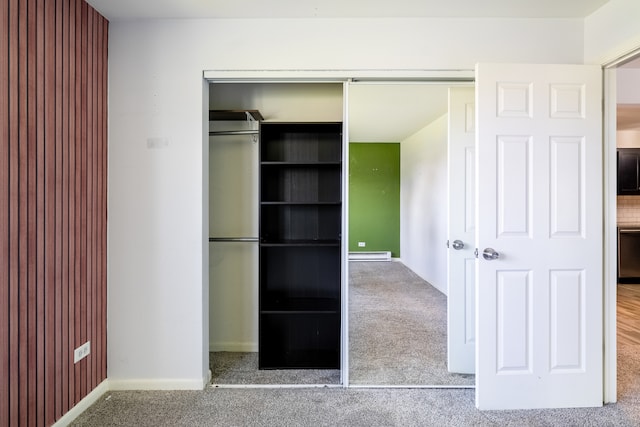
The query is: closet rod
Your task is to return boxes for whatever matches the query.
[209,237,259,242]
[209,130,259,136]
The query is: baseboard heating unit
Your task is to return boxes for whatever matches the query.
[348,251,392,261]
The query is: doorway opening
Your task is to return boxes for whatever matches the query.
[204,77,476,388]
[606,52,640,404]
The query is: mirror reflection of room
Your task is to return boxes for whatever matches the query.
[348,83,473,386]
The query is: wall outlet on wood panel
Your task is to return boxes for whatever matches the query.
[74,341,91,364]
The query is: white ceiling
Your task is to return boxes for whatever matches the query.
[349,84,450,142]
[86,0,608,20]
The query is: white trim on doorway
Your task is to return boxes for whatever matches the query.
[603,66,618,405]
[203,69,475,390]
[203,69,475,82]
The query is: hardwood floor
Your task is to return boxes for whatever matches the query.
[618,284,640,346]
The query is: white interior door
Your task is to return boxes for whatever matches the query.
[447,86,476,374]
[475,63,603,409]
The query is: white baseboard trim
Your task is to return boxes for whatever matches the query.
[109,377,208,391]
[51,372,211,425]
[52,380,109,427]
[210,341,258,352]
[348,251,392,261]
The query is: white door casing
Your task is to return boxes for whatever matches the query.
[475,63,603,409]
[447,86,476,374]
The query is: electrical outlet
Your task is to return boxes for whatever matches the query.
[74,341,91,364]
[358,242,366,247]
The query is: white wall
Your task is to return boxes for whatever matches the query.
[108,17,586,386]
[617,69,640,103]
[400,114,448,294]
[616,69,640,147]
[584,0,640,64]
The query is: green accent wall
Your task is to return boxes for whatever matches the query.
[349,143,400,257]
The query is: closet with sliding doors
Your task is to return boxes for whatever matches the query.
[208,83,345,377]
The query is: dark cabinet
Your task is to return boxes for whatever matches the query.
[618,228,640,280]
[618,149,640,195]
[259,122,342,369]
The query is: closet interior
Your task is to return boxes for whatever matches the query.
[208,83,344,381]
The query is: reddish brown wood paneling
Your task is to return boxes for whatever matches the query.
[78,0,87,401]
[17,0,29,423]
[96,13,104,384]
[9,2,21,427]
[54,0,63,419]
[1,0,11,423]
[73,0,82,406]
[1,0,108,425]
[67,0,76,411]
[27,0,38,424]
[35,0,45,424]
[91,7,98,392]
[61,0,70,416]
[85,4,93,395]
[43,0,56,422]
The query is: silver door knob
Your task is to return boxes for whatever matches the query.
[482,248,500,260]
[452,240,464,250]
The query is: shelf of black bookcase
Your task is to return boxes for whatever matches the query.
[260,240,340,246]
[260,201,341,205]
[260,310,339,315]
[259,311,340,369]
[260,204,341,241]
[261,161,341,167]
[260,296,339,313]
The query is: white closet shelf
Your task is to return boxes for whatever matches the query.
[209,109,264,122]
[209,237,258,242]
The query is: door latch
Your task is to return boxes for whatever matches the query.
[474,248,478,258]
[482,247,500,260]
[452,240,464,250]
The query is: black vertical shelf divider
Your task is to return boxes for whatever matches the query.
[259,122,342,369]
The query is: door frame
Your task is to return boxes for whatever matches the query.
[203,69,475,388]
[603,64,617,405]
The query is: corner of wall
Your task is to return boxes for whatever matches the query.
[51,380,110,427]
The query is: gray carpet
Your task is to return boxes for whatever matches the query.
[619,344,640,402]
[70,347,640,425]
[71,385,640,426]
[210,352,340,385]
[71,268,640,426]
[349,261,474,386]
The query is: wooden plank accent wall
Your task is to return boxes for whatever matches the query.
[1,0,108,425]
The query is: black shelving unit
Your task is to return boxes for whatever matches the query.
[259,122,342,369]
[618,148,640,195]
